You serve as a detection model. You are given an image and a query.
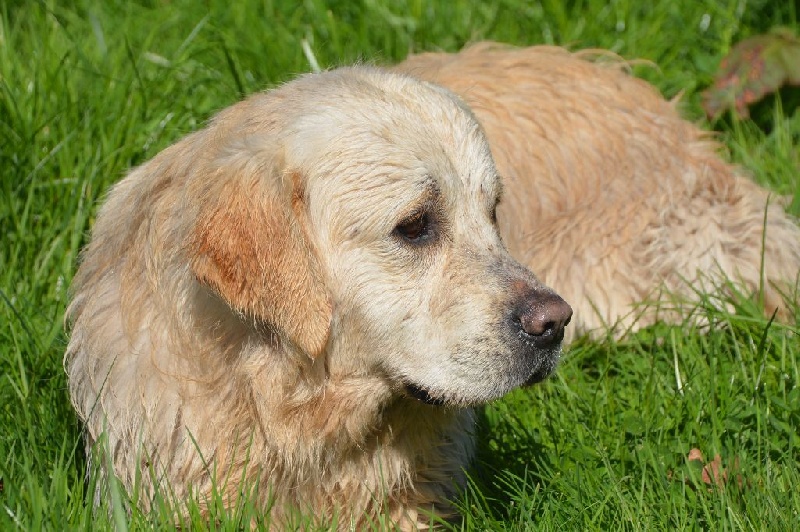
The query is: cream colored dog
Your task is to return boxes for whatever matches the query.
[66,64,571,527]
[397,43,800,338]
[66,44,799,528]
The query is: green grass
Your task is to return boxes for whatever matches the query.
[1,0,798,529]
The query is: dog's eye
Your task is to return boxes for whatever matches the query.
[394,211,433,244]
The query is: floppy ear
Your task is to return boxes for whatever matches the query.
[190,168,332,357]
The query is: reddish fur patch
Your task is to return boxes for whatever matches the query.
[191,174,331,357]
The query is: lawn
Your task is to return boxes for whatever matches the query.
[1,0,799,529]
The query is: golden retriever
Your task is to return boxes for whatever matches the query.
[66,62,572,527]
[65,44,799,528]
[396,43,800,338]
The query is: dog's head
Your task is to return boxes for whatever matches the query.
[189,67,571,406]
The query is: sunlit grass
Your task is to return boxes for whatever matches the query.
[1,0,797,529]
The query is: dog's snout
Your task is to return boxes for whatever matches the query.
[514,290,572,347]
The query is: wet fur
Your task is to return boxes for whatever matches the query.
[66,44,800,528]
[66,64,562,528]
[396,43,800,338]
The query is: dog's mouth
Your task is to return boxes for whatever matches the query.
[399,344,562,406]
[523,363,556,386]
[403,381,447,406]
[402,356,559,406]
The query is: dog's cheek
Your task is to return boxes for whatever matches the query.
[190,181,332,357]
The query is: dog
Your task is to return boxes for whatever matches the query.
[397,43,800,338]
[65,44,799,528]
[65,63,572,528]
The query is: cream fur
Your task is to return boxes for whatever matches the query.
[66,44,800,529]
[66,64,569,528]
[396,43,800,339]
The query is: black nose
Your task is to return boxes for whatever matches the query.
[514,290,572,348]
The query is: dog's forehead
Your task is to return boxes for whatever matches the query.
[283,68,499,197]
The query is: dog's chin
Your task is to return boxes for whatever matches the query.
[522,354,561,387]
[401,379,491,407]
[402,353,561,407]
[403,381,449,406]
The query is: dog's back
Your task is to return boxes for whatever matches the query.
[397,43,800,337]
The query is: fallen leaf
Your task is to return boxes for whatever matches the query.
[671,448,748,490]
[701,453,726,487]
[702,28,800,119]
[687,448,704,462]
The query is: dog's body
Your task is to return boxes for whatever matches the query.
[66,63,570,527]
[397,43,800,338]
[66,44,799,528]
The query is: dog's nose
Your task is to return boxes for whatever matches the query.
[515,291,572,347]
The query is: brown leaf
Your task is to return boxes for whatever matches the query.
[687,447,704,462]
[701,454,726,487]
[672,448,748,491]
[702,28,800,119]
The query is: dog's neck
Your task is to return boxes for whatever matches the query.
[78,269,474,525]
[202,321,475,524]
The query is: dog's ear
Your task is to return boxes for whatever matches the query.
[190,168,332,358]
